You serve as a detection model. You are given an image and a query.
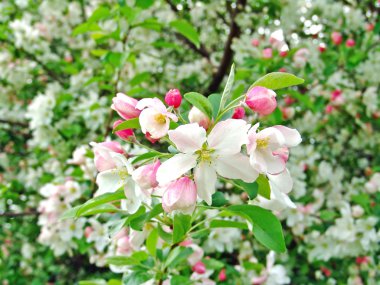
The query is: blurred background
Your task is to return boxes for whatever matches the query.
[0,0,379,284]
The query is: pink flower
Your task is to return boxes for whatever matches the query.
[91,141,124,172]
[251,38,260,47]
[346,38,355,47]
[162,177,197,214]
[111,93,141,120]
[293,48,310,68]
[116,236,132,255]
[188,106,211,129]
[113,120,134,140]
[279,50,288,57]
[192,261,206,274]
[325,105,335,114]
[366,23,374,32]
[232,106,245,119]
[331,32,343,45]
[262,48,273,59]
[246,86,277,116]
[165,89,182,108]
[331,89,344,105]
[132,160,161,191]
[319,43,326,53]
[137,98,178,139]
[218,269,227,281]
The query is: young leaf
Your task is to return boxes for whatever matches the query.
[249,72,304,91]
[131,151,162,164]
[227,204,286,253]
[219,63,235,110]
[146,228,159,257]
[165,246,193,268]
[236,180,258,200]
[184,92,213,119]
[170,20,200,48]
[210,219,248,230]
[106,251,148,266]
[256,174,271,199]
[76,190,125,217]
[172,213,191,244]
[112,118,140,132]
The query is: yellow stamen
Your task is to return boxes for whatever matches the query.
[256,137,270,149]
[154,113,166,124]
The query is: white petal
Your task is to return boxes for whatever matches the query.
[215,154,258,183]
[194,162,217,205]
[257,127,285,150]
[156,153,197,185]
[168,123,206,153]
[96,169,124,196]
[260,149,286,175]
[122,179,141,214]
[273,126,302,147]
[268,168,293,194]
[139,108,170,139]
[208,119,249,155]
[136,98,166,112]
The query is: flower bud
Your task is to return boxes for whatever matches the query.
[218,269,227,281]
[325,105,334,114]
[132,160,161,191]
[318,43,326,53]
[346,38,355,47]
[251,39,260,47]
[331,32,342,45]
[116,236,131,255]
[262,48,273,59]
[188,107,211,129]
[145,132,159,144]
[84,226,93,238]
[279,50,288,57]
[111,93,141,120]
[293,48,309,68]
[245,86,277,116]
[165,89,182,108]
[366,23,374,32]
[91,141,124,172]
[232,106,245,119]
[113,120,134,140]
[192,261,206,274]
[162,177,197,214]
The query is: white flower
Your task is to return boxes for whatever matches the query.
[156,119,258,204]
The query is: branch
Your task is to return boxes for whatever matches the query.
[0,119,28,127]
[207,0,247,94]
[0,210,38,218]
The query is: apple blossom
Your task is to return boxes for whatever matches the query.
[111,93,141,120]
[346,38,355,47]
[293,48,310,68]
[132,160,160,192]
[246,86,277,116]
[90,141,124,172]
[188,106,211,129]
[251,38,260,47]
[113,120,134,140]
[157,120,258,204]
[218,269,227,281]
[136,98,178,139]
[262,48,273,59]
[331,32,343,45]
[192,261,206,274]
[162,176,197,214]
[232,106,245,119]
[165,89,182,108]
[319,43,326,52]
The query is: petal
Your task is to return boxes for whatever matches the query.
[122,179,142,214]
[139,108,170,139]
[168,123,207,153]
[194,162,217,205]
[273,126,302,147]
[96,169,124,196]
[260,149,286,175]
[165,111,178,122]
[156,153,197,185]
[268,168,293,194]
[257,127,285,150]
[215,154,258,183]
[136,98,166,112]
[208,119,249,155]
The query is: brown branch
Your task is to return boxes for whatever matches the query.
[0,119,29,127]
[0,210,38,218]
[207,0,247,94]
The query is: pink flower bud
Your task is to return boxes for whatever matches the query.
[116,236,131,255]
[113,120,134,140]
[84,226,93,238]
[356,256,369,265]
[331,32,342,45]
[262,48,273,59]
[325,105,334,114]
[232,107,245,119]
[281,107,295,120]
[145,132,159,144]
[111,93,141,120]
[293,48,310,68]
[132,160,161,191]
[218,269,227,281]
[279,50,288,57]
[192,261,206,274]
[366,23,374,32]
[162,177,197,214]
[278,67,287,72]
[92,141,124,172]
[251,38,260,47]
[318,43,326,53]
[346,38,355,47]
[188,107,211,129]
[165,89,182,108]
[284,96,295,105]
[245,86,277,116]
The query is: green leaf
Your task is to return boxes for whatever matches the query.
[88,6,111,22]
[157,224,172,243]
[256,175,271,199]
[210,219,248,230]
[236,180,258,200]
[172,213,191,244]
[60,205,81,220]
[78,204,123,216]
[120,6,141,24]
[76,190,125,217]
[184,92,213,119]
[170,20,200,48]
[165,246,193,268]
[146,228,159,257]
[171,276,192,285]
[79,280,106,285]
[227,205,286,253]
[249,72,304,91]
[73,23,101,36]
[135,0,155,9]
[131,151,162,164]
[129,204,163,231]
[135,18,162,31]
[208,93,221,118]
[106,251,148,266]
[113,118,140,132]
[211,191,228,207]
[220,63,235,110]
[129,72,151,86]
[122,272,151,285]
[104,52,127,68]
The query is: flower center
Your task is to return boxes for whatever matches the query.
[118,168,129,181]
[256,137,270,149]
[195,145,215,163]
[154,113,166,124]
